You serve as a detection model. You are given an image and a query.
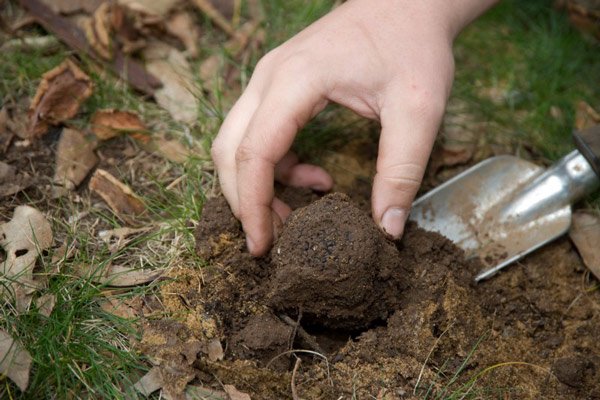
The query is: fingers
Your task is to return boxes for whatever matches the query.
[236,79,328,256]
[211,90,261,217]
[372,92,446,239]
[275,152,333,191]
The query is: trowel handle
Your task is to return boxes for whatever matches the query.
[574,125,600,179]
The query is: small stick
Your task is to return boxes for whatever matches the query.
[291,357,302,400]
[191,0,238,39]
[279,314,325,355]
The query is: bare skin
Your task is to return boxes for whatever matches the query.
[212,0,498,256]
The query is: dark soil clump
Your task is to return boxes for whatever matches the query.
[269,193,400,329]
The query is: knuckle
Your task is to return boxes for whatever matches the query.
[406,86,447,120]
[378,163,424,193]
[234,143,256,164]
[210,138,226,164]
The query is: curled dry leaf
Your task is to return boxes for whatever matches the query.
[29,59,93,138]
[144,44,199,124]
[134,366,163,396]
[53,128,99,197]
[91,109,147,141]
[137,133,204,163]
[99,226,152,253]
[82,2,113,60]
[0,206,53,312]
[570,211,600,280]
[224,385,251,400]
[35,293,57,317]
[77,263,164,286]
[207,338,224,361]
[575,101,600,131]
[0,329,33,392]
[89,169,146,222]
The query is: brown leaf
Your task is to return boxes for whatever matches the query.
[82,2,114,60]
[99,296,138,319]
[0,106,12,153]
[570,211,600,280]
[89,169,146,222]
[53,128,99,197]
[99,226,153,253]
[133,366,163,396]
[0,161,31,198]
[144,44,199,124]
[91,109,147,140]
[575,101,600,131]
[35,293,56,317]
[224,385,251,400]
[29,59,93,138]
[165,12,200,58]
[0,329,33,391]
[78,263,165,286]
[0,206,53,312]
[45,0,103,15]
[207,338,224,361]
[137,133,204,163]
[118,0,182,16]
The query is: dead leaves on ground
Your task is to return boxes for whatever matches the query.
[0,206,53,312]
[570,210,600,281]
[89,169,147,222]
[53,128,99,197]
[28,59,93,138]
[0,329,33,392]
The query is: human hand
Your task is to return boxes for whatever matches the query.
[211,0,497,256]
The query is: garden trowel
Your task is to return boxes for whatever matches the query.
[409,125,600,282]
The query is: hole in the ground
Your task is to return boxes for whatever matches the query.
[296,318,388,355]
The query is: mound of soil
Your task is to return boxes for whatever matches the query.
[140,190,600,399]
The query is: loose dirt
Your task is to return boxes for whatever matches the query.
[141,185,600,399]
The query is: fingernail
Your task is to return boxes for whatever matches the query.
[380,208,408,239]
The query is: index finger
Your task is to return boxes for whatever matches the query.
[236,79,327,255]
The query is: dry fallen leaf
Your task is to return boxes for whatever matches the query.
[77,263,164,286]
[91,109,147,141]
[99,296,138,319]
[134,366,163,396]
[89,169,146,222]
[0,329,33,392]
[45,0,103,15]
[0,206,53,312]
[0,161,31,198]
[99,226,152,253]
[29,59,93,138]
[144,43,199,124]
[83,2,113,60]
[117,0,181,16]
[207,338,224,361]
[570,211,600,280]
[224,385,251,400]
[575,101,600,131]
[165,12,200,58]
[53,128,99,197]
[35,293,57,317]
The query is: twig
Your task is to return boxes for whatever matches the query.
[291,357,302,400]
[279,314,325,355]
[267,349,333,387]
[191,0,238,39]
[19,0,161,95]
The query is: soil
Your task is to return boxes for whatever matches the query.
[140,183,600,399]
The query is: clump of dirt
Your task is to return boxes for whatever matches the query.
[269,193,400,329]
[139,189,600,399]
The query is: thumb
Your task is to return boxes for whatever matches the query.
[371,96,444,239]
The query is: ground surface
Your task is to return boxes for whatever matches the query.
[1,0,600,399]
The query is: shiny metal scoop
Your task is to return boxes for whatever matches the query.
[409,125,600,281]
